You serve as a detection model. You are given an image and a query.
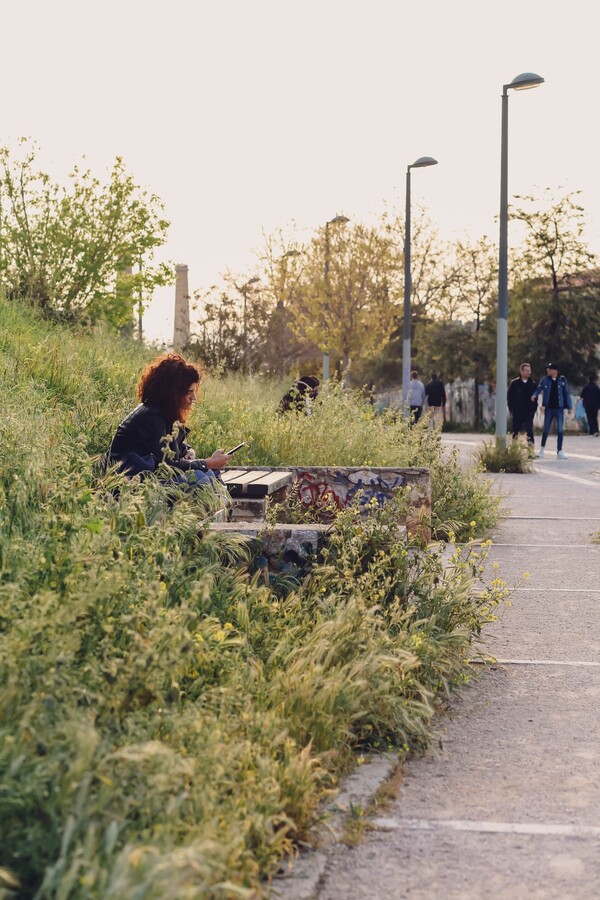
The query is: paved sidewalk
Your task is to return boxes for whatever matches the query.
[310,433,600,899]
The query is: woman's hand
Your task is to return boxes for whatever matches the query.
[204,449,233,469]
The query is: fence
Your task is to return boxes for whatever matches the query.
[377,379,585,432]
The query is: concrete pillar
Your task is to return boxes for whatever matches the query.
[117,260,134,338]
[173,264,190,349]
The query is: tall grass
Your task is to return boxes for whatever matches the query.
[0,297,505,897]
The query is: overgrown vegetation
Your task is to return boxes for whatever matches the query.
[476,439,534,474]
[0,297,506,897]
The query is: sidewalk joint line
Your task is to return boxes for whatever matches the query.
[513,587,600,593]
[372,817,600,838]
[471,658,600,667]
[487,543,599,548]
[505,516,600,521]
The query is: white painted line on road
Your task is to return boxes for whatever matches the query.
[531,468,600,487]
[372,817,600,838]
[553,452,600,461]
[472,659,600,667]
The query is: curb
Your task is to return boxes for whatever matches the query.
[270,754,399,899]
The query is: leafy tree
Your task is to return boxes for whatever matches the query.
[188,286,243,369]
[190,274,276,372]
[506,189,600,383]
[0,139,171,328]
[289,221,398,379]
[251,230,318,375]
[368,206,458,388]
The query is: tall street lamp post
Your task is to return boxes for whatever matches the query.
[403,157,438,407]
[323,214,349,381]
[496,72,544,446]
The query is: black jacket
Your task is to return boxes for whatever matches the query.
[106,404,207,471]
[507,376,537,416]
[425,378,446,408]
[580,381,600,412]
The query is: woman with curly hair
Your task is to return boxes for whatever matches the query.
[104,353,231,485]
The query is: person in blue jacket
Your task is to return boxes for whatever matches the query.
[531,362,572,459]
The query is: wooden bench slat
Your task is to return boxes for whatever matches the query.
[221,469,251,484]
[226,471,267,486]
[248,472,292,489]
[224,468,293,498]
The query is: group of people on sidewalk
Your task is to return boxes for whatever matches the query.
[508,361,600,459]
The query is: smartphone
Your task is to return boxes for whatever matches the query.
[226,441,248,456]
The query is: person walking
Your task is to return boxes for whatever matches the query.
[407,370,426,424]
[507,361,537,448]
[579,373,600,436]
[424,373,446,427]
[531,362,572,459]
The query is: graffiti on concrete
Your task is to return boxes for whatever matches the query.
[294,467,407,510]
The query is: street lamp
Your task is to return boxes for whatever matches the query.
[403,157,438,407]
[496,72,544,446]
[277,249,300,307]
[323,214,349,380]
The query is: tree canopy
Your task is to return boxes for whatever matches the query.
[0,139,171,329]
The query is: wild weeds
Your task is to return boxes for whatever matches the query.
[476,438,534,474]
[0,297,505,897]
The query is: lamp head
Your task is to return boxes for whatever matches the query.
[508,72,544,91]
[409,156,438,169]
[245,276,260,287]
[328,214,350,225]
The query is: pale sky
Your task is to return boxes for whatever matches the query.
[4,0,600,342]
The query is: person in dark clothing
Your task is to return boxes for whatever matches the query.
[278,374,320,415]
[105,353,232,484]
[531,362,572,459]
[580,373,600,436]
[424,373,446,427]
[507,361,537,447]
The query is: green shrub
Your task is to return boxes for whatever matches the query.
[476,439,533,474]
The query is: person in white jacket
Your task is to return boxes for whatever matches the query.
[407,370,426,424]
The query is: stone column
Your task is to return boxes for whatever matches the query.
[173,264,190,349]
[116,260,134,338]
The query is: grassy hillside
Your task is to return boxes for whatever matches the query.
[0,298,504,898]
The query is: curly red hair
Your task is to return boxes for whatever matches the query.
[137,353,201,425]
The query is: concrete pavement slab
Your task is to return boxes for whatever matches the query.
[486,591,600,660]
[483,544,600,593]
[316,829,600,900]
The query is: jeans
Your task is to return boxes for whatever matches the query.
[541,408,565,451]
[585,407,599,435]
[118,453,219,488]
[512,413,534,445]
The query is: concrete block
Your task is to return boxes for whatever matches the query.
[229,498,267,521]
